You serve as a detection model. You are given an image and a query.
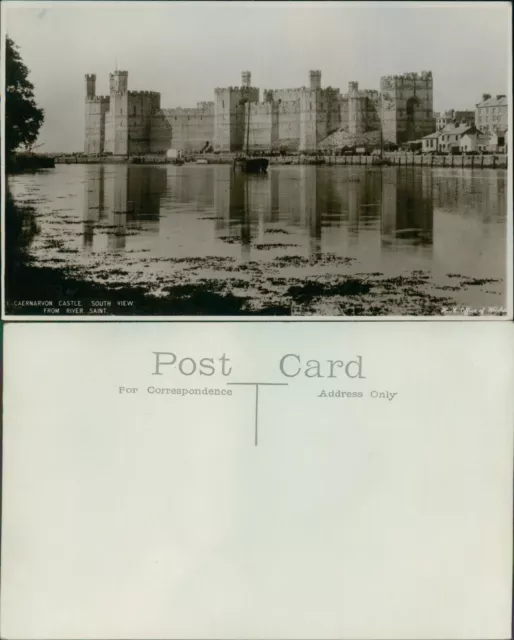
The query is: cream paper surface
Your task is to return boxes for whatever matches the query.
[1,322,513,639]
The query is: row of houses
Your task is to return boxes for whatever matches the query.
[434,109,475,131]
[434,94,508,133]
[421,123,507,154]
[434,96,508,133]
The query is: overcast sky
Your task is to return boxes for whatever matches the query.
[3,1,511,152]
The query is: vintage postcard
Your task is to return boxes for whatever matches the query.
[1,321,513,639]
[1,0,512,319]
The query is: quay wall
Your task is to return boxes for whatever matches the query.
[55,153,508,169]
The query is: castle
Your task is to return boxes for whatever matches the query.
[84,69,435,155]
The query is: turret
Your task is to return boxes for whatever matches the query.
[242,71,251,88]
[109,70,128,96]
[348,81,359,96]
[309,70,321,91]
[85,73,96,99]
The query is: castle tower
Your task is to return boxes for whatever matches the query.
[380,71,434,144]
[309,70,321,91]
[242,71,251,88]
[84,72,110,154]
[109,69,128,95]
[348,81,365,136]
[106,70,129,155]
[85,73,96,99]
[214,73,259,151]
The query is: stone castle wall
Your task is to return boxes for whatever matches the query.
[85,69,435,154]
[162,103,215,152]
[247,101,280,150]
[277,101,301,151]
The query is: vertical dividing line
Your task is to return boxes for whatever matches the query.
[255,385,259,446]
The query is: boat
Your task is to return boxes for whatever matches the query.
[234,96,269,174]
[196,158,208,165]
[235,156,269,173]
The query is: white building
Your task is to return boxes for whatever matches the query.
[422,131,441,153]
[459,131,481,152]
[438,123,476,153]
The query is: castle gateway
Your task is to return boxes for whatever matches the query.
[84,69,434,155]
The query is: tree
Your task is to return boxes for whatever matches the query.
[5,36,45,158]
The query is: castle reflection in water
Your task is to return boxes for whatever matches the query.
[83,165,166,250]
[82,163,505,261]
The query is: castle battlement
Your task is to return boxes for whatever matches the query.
[215,85,259,94]
[161,107,211,115]
[86,95,110,103]
[129,90,160,97]
[272,88,306,93]
[381,71,433,89]
[342,89,379,100]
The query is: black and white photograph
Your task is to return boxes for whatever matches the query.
[2,0,512,318]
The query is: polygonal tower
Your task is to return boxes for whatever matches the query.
[380,71,434,144]
[348,81,366,136]
[214,71,259,152]
[85,73,110,154]
[106,70,129,155]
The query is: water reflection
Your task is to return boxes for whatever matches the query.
[208,166,433,258]
[80,164,507,284]
[83,165,166,251]
[380,170,433,251]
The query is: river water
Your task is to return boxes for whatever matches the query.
[7,163,508,315]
